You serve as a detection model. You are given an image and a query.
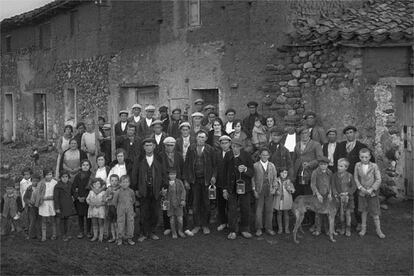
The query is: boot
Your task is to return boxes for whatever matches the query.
[359,213,367,237]
[284,212,290,234]
[374,217,385,239]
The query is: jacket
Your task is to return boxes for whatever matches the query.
[150,132,167,156]
[215,150,231,188]
[137,118,154,139]
[159,151,185,180]
[252,125,268,148]
[167,179,186,208]
[269,142,293,179]
[242,113,265,138]
[175,135,193,161]
[207,130,229,151]
[252,161,278,195]
[293,139,323,182]
[54,181,76,217]
[114,121,129,147]
[120,136,143,162]
[310,126,327,145]
[34,179,58,208]
[354,162,381,195]
[134,155,166,200]
[332,171,356,196]
[310,167,333,196]
[322,142,341,172]
[336,140,375,174]
[224,150,254,194]
[167,119,182,139]
[184,143,217,186]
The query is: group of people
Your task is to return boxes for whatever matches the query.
[1,99,385,245]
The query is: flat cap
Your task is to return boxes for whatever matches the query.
[151,119,163,126]
[119,110,129,115]
[225,108,236,115]
[163,137,176,145]
[145,105,156,111]
[172,108,182,114]
[326,128,337,136]
[269,126,285,136]
[203,104,215,110]
[343,125,357,134]
[159,106,168,112]
[191,112,204,118]
[194,98,204,104]
[179,122,191,129]
[317,156,331,164]
[247,101,258,107]
[219,135,232,142]
[102,123,111,130]
[303,111,316,119]
[231,138,244,147]
[131,104,142,110]
[142,137,155,144]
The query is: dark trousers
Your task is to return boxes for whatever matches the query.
[294,183,315,225]
[217,187,228,225]
[228,192,251,233]
[27,206,40,238]
[141,189,159,236]
[353,190,361,224]
[78,215,91,234]
[192,178,210,227]
[58,216,70,236]
[163,210,170,230]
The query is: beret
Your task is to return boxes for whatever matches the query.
[326,128,337,136]
[163,137,176,145]
[194,98,204,104]
[269,126,284,136]
[303,111,316,119]
[179,122,191,129]
[151,119,163,126]
[247,101,258,107]
[318,156,331,164]
[158,106,168,112]
[231,138,244,147]
[225,108,236,115]
[119,110,129,115]
[219,135,232,142]
[191,112,204,118]
[343,125,357,134]
[131,104,142,109]
[204,104,215,110]
[145,105,156,111]
[172,108,182,113]
[102,123,111,129]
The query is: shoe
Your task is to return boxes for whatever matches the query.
[41,237,47,242]
[255,230,263,237]
[191,227,200,234]
[163,229,171,236]
[345,227,351,237]
[87,233,93,239]
[217,224,226,231]
[185,230,194,237]
[266,229,276,236]
[202,227,210,235]
[50,235,57,240]
[312,231,321,236]
[285,228,290,234]
[77,233,84,239]
[241,232,252,239]
[277,228,283,234]
[150,234,160,240]
[172,232,178,239]
[116,239,122,246]
[178,231,186,238]
[138,236,147,242]
[107,238,116,243]
[90,236,98,242]
[227,232,236,240]
[127,239,135,245]
[63,236,69,242]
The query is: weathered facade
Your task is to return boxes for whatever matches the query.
[1,0,413,197]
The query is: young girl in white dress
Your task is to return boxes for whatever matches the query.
[274,168,295,234]
[36,168,58,241]
[86,178,106,242]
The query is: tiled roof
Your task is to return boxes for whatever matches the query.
[289,0,414,46]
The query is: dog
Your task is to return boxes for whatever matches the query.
[292,195,338,244]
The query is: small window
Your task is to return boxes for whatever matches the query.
[189,0,200,26]
[70,11,78,36]
[5,35,11,52]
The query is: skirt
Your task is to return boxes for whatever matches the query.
[39,200,56,217]
[87,206,106,219]
[358,195,380,216]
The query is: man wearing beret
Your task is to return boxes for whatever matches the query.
[184,130,217,235]
[159,106,170,133]
[167,108,182,139]
[336,125,375,231]
[304,111,327,145]
[322,128,340,173]
[242,101,265,138]
[128,104,144,125]
[137,105,156,139]
[115,110,130,148]
[225,108,236,134]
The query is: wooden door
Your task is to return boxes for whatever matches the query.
[3,94,14,141]
[137,87,159,110]
[403,86,414,198]
[192,88,219,113]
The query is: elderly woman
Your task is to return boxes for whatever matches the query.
[59,138,88,180]
[207,118,228,151]
[55,125,73,178]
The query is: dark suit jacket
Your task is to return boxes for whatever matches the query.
[269,142,293,179]
[167,119,182,139]
[151,132,167,157]
[175,136,194,161]
[114,121,129,148]
[336,140,375,174]
[132,155,166,200]
[184,143,216,185]
[121,136,142,162]
[159,151,184,180]
[322,142,340,173]
[137,118,154,139]
[215,150,231,188]
[242,113,265,138]
[207,130,228,151]
[224,150,254,194]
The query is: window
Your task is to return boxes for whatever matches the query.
[39,23,51,49]
[189,0,200,26]
[70,11,78,36]
[64,88,77,126]
[5,35,11,52]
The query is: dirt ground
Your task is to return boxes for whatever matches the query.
[1,199,412,275]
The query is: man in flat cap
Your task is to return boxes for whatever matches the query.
[150,119,167,156]
[115,110,130,148]
[194,98,204,113]
[128,104,144,125]
[269,127,293,179]
[121,123,142,164]
[175,122,193,161]
[202,105,215,127]
[336,125,375,231]
[190,112,205,142]
[159,106,170,133]
[224,108,237,135]
[322,128,340,173]
[137,105,156,139]
[304,111,327,145]
[100,123,112,165]
[242,101,265,138]
[167,108,182,139]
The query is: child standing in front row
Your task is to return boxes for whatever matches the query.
[274,168,295,234]
[167,170,186,239]
[35,168,58,242]
[1,182,23,235]
[105,174,120,243]
[332,158,356,236]
[113,175,135,246]
[23,174,41,239]
[54,171,76,241]
[354,148,385,238]
[86,178,106,242]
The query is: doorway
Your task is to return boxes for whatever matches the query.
[403,86,414,198]
[118,85,159,115]
[3,94,14,141]
[33,93,47,139]
[192,88,219,113]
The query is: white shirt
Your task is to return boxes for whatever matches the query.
[327,142,336,165]
[95,167,108,184]
[133,116,141,123]
[146,155,154,167]
[146,118,152,127]
[362,164,369,175]
[106,164,127,186]
[225,122,234,134]
[260,160,269,171]
[182,136,190,160]
[155,133,162,145]
[284,133,296,152]
[20,178,32,208]
[121,121,127,131]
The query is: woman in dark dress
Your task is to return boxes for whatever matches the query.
[207,118,228,151]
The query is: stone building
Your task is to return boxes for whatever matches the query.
[0,0,413,197]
